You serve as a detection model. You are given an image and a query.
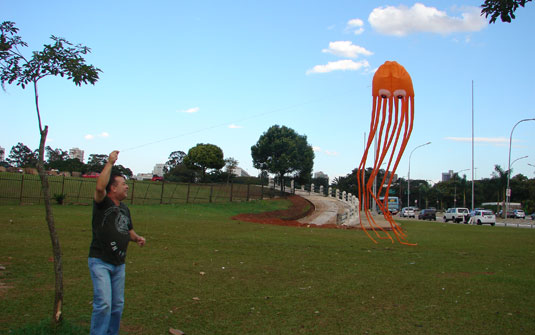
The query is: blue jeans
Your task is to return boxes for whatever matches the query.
[88,257,126,335]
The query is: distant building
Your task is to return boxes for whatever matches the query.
[153,163,165,177]
[69,147,84,162]
[231,167,250,177]
[314,171,329,181]
[442,170,453,182]
[0,146,5,161]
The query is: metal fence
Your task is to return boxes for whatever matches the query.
[0,172,283,205]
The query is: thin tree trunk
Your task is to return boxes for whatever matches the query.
[37,126,64,325]
[34,80,63,325]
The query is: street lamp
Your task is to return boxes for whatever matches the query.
[505,155,528,214]
[407,142,431,208]
[453,168,469,207]
[506,118,535,218]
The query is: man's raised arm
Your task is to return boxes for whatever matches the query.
[94,150,119,203]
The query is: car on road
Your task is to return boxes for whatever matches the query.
[469,209,496,226]
[400,207,415,218]
[443,207,470,223]
[418,209,436,221]
[513,209,525,219]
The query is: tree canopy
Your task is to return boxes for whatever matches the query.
[183,143,225,181]
[251,125,314,188]
[481,0,532,23]
[164,150,187,173]
[7,142,38,168]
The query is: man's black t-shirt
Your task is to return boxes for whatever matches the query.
[89,196,133,265]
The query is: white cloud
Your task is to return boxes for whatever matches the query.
[347,18,365,35]
[369,3,486,36]
[228,124,243,129]
[325,150,339,156]
[313,146,339,156]
[306,59,370,75]
[322,41,373,58]
[85,132,110,140]
[179,107,200,114]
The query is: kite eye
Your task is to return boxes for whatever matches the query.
[394,89,407,99]
[378,89,391,99]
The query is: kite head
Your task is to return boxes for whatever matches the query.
[372,61,414,99]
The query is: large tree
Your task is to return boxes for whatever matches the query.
[46,146,69,163]
[224,157,239,183]
[7,142,38,167]
[1,21,100,325]
[164,150,187,174]
[481,0,532,23]
[86,153,109,172]
[251,125,315,192]
[184,143,225,182]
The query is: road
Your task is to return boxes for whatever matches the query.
[397,214,535,229]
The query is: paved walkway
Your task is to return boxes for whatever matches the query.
[295,190,393,230]
[295,191,347,226]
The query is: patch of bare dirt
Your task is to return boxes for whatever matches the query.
[231,195,342,229]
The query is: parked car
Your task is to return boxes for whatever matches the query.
[443,207,470,223]
[82,172,100,178]
[531,213,535,220]
[418,209,436,221]
[151,176,163,181]
[513,209,525,219]
[400,207,416,218]
[498,210,515,218]
[469,210,496,226]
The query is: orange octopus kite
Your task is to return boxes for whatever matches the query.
[357,61,416,245]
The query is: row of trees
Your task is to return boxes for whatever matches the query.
[164,126,317,188]
[1,142,133,177]
[2,124,318,189]
[333,165,535,214]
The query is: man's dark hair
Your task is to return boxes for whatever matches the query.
[106,173,125,193]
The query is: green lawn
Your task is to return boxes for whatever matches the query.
[1,201,534,334]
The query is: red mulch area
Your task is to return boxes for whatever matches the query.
[231,195,340,229]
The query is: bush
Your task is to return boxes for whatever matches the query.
[53,193,66,205]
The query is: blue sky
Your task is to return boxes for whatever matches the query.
[1,1,534,183]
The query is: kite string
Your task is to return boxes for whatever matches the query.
[120,88,358,152]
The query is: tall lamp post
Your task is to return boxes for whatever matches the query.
[453,168,469,207]
[506,118,535,218]
[407,142,431,208]
[505,155,528,215]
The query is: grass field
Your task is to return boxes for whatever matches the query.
[1,200,534,334]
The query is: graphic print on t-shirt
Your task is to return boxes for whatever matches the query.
[100,206,131,261]
[102,206,130,235]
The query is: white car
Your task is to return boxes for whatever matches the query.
[400,207,415,218]
[513,209,525,219]
[443,208,470,223]
[469,210,496,226]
